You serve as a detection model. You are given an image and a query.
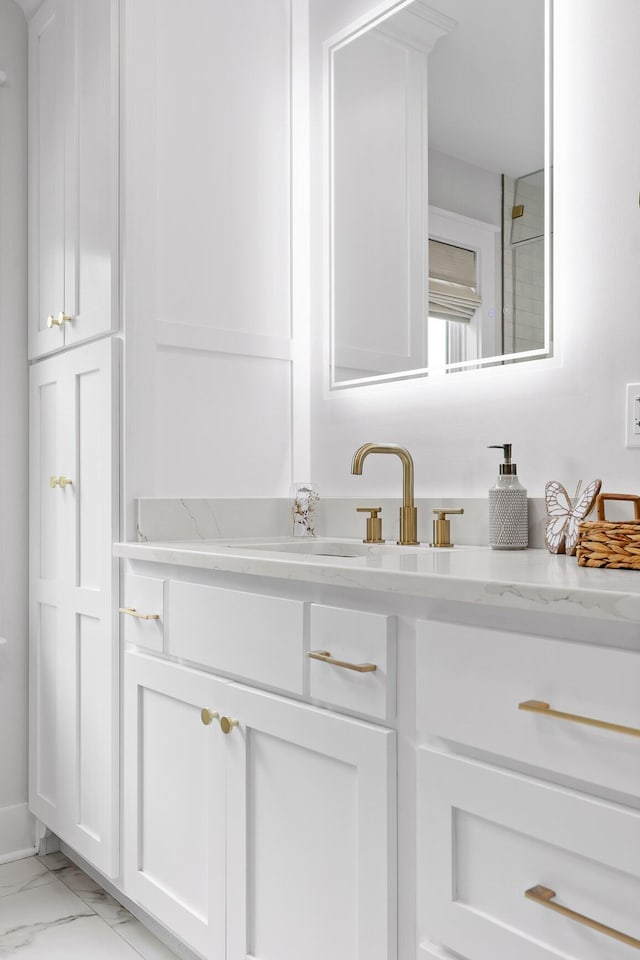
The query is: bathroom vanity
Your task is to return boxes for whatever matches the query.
[114,538,640,960]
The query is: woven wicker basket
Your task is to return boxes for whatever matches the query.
[577,492,640,569]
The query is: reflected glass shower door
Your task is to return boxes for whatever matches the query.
[503,170,546,355]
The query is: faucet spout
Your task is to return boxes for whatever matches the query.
[351,443,418,545]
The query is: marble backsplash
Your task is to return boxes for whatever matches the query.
[135,497,549,548]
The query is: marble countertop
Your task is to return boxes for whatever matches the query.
[115,537,640,623]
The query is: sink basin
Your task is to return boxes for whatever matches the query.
[223,538,471,558]
[226,538,375,558]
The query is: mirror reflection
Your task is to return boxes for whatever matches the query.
[329,0,551,387]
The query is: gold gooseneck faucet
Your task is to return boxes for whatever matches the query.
[351,443,419,545]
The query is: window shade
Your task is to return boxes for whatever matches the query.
[428,239,481,323]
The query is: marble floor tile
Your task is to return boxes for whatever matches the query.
[0,913,156,958]
[35,853,69,872]
[0,859,55,901]
[0,856,181,959]
[114,916,185,960]
[0,879,93,951]
[39,855,130,925]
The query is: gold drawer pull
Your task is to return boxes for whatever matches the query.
[220,716,239,735]
[308,650,377,673]
[519,699,640,737]
[201,708,219,726]
[119,607,160,621]
[525,885,640,950]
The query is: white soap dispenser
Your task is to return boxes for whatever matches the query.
[487,443,528,549]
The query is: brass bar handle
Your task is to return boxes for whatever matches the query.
[119,607,160,621]
[220,716,239,734]
[47,312,73,328]
[201,708,219,726]
[49,475,73,488]
[308,650,377,673]
[525,885,640,950]
[518,699,640,738]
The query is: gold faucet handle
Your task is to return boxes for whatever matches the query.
[431,507,464,548]
[356,506,385,544]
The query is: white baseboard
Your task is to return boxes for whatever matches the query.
[0,802,36,863]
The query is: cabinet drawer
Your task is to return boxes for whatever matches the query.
[419,750,640,960]
[167,581,305,694]
[418,620,640,797]
[309,605,395,720]
[121,575,165,653]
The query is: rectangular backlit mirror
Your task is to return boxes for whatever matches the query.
[328,0,552,388]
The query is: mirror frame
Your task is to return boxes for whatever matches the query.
[325,0,553,391]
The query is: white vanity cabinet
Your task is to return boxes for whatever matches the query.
[122,576,397,960]
[29,339,119,876]
[28,0,118,359]
[117,543,640,960]
[416,618,640,960]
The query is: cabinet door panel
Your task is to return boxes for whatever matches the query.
[309,604,396,720]
[28,0,117,359]
[32,374,62,581]
[29,356,68,833]
[419,749,640,960]
[29,340,119,877]
[65,0,117,347]
[28,0,67,358]
[121,575,165,653]
[418,620,640,797]
[30,602,60,827]
[76,613,108,838]
[60,340,119,875]
[124,652,229,960]
[224,683,397,960]
[168,581,306,693]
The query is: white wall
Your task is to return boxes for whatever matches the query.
[428,148,501,227]
[309,0,640,503]
[123,0,302,531]
[0,0,30,856]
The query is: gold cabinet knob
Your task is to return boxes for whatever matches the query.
[220,716,239,735]
[201,708,219,726]
[47,312,73,328]
[49,475,73,489]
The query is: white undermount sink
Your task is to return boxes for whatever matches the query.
[223,538,460,558]
[227,538,374,558]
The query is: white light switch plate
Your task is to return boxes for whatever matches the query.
[625,383,640,447]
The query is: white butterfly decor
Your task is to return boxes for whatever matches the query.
[544,479,602,555]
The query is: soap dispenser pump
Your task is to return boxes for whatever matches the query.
[487,443,528,549]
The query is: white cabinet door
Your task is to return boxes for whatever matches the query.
[124,651,228,960]
[28,0,117,359]
[224,681,397,960]
[29,339,119,877]
[28,0,67,358]
[124,650,397,960]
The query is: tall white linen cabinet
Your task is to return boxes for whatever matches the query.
[28,0,120,878]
